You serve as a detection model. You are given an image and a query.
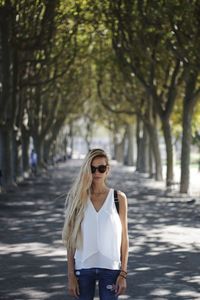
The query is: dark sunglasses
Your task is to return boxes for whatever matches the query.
[91,165,107,174]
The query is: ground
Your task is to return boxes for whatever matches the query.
[0,160,200,300]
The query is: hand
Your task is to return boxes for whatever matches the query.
[115,275,127,295]
[68,274,80,298]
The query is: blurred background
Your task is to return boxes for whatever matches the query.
[0,0,200,195]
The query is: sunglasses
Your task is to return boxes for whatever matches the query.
[91,165,107,174]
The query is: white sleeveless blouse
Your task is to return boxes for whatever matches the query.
[75,189,122,270]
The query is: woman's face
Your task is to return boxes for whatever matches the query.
[91,156,109,182]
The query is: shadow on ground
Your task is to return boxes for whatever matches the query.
[0,160,200,300]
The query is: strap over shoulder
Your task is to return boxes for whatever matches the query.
[114,190,119,214]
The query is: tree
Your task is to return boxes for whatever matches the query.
[0,0,81,188]
[104,0,184,185]
[96,50,163,178]
[166,1,200,192]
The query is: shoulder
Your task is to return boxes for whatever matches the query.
[116,190,127,205]
[116,190,127,199]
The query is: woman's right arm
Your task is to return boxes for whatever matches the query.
[67,250,80,298]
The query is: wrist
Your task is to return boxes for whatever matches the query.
[119,269,128,279]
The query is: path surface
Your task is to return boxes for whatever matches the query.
[0,160,200,300]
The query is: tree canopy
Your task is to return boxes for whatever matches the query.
[0,0,200,193]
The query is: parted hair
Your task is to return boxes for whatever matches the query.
[62,148,109,252]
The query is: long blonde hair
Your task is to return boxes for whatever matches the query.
[62,148,109,252]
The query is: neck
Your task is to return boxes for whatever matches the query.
[91,183,108,194]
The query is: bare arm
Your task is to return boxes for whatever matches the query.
[67,249,75,276]
[119,191,129,272]
[115,191,129,295]
[67,249,80,298]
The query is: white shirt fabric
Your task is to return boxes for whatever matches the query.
[75,188,122,270]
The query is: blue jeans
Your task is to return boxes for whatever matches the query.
[75,268,120,300]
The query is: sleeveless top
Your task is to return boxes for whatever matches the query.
[75,188,122,270]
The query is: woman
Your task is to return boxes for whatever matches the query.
[62,148,129,299]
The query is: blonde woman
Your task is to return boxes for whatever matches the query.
[62,148,129,300]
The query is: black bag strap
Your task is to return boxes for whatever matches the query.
[114,189,119,214]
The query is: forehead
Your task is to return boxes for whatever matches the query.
[91,156,107,166]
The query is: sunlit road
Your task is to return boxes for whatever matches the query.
[0,160,200,300]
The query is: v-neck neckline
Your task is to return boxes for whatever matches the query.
[90,188,112,213]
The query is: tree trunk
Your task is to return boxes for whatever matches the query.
[0,5,12,121]
[43,140,51,164]
[180,101,193,193]
[149,144,154,178]
[136,116,142,171]
[21,126,30,174]
[115,142,125,163]
[63,135,68,160]
[180,89,195,193]
[69,122,74,158]
[11,129,23,183]
[125,123,134,166]
[16,141,23,181]
[140,125,150,173]
[148,124,163,181]
[0,126,14,187]
[162,119,174,186]
[11,129,18,183]
[136,119,150,173]
[0,6,13,189]
[34,137,44,167]
[111,135,116,160]
[136,136,142,171]
[180,72,197,193]
[115,129,127,163]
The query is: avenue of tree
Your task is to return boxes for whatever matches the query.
[0,0,200,194]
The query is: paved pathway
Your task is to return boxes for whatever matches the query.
[0,160,200,300]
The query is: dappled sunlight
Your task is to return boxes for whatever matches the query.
[134,267,151,271]
[155,226,200,250]
[34,274,48,278]
[15,288,50,299]
[0,162,200,299]
[0,242,65,258]
[32,210,47,216]
[0,170,69,299]
[109,165,200,299]
[176,289,200,298]
[149,288,171,296]
[182,275,200,283]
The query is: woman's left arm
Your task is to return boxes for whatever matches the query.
[115,191,129,295]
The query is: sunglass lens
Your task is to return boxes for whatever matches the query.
[98,165,107,173]
[91,166,96,173]
[91,165,107,173]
